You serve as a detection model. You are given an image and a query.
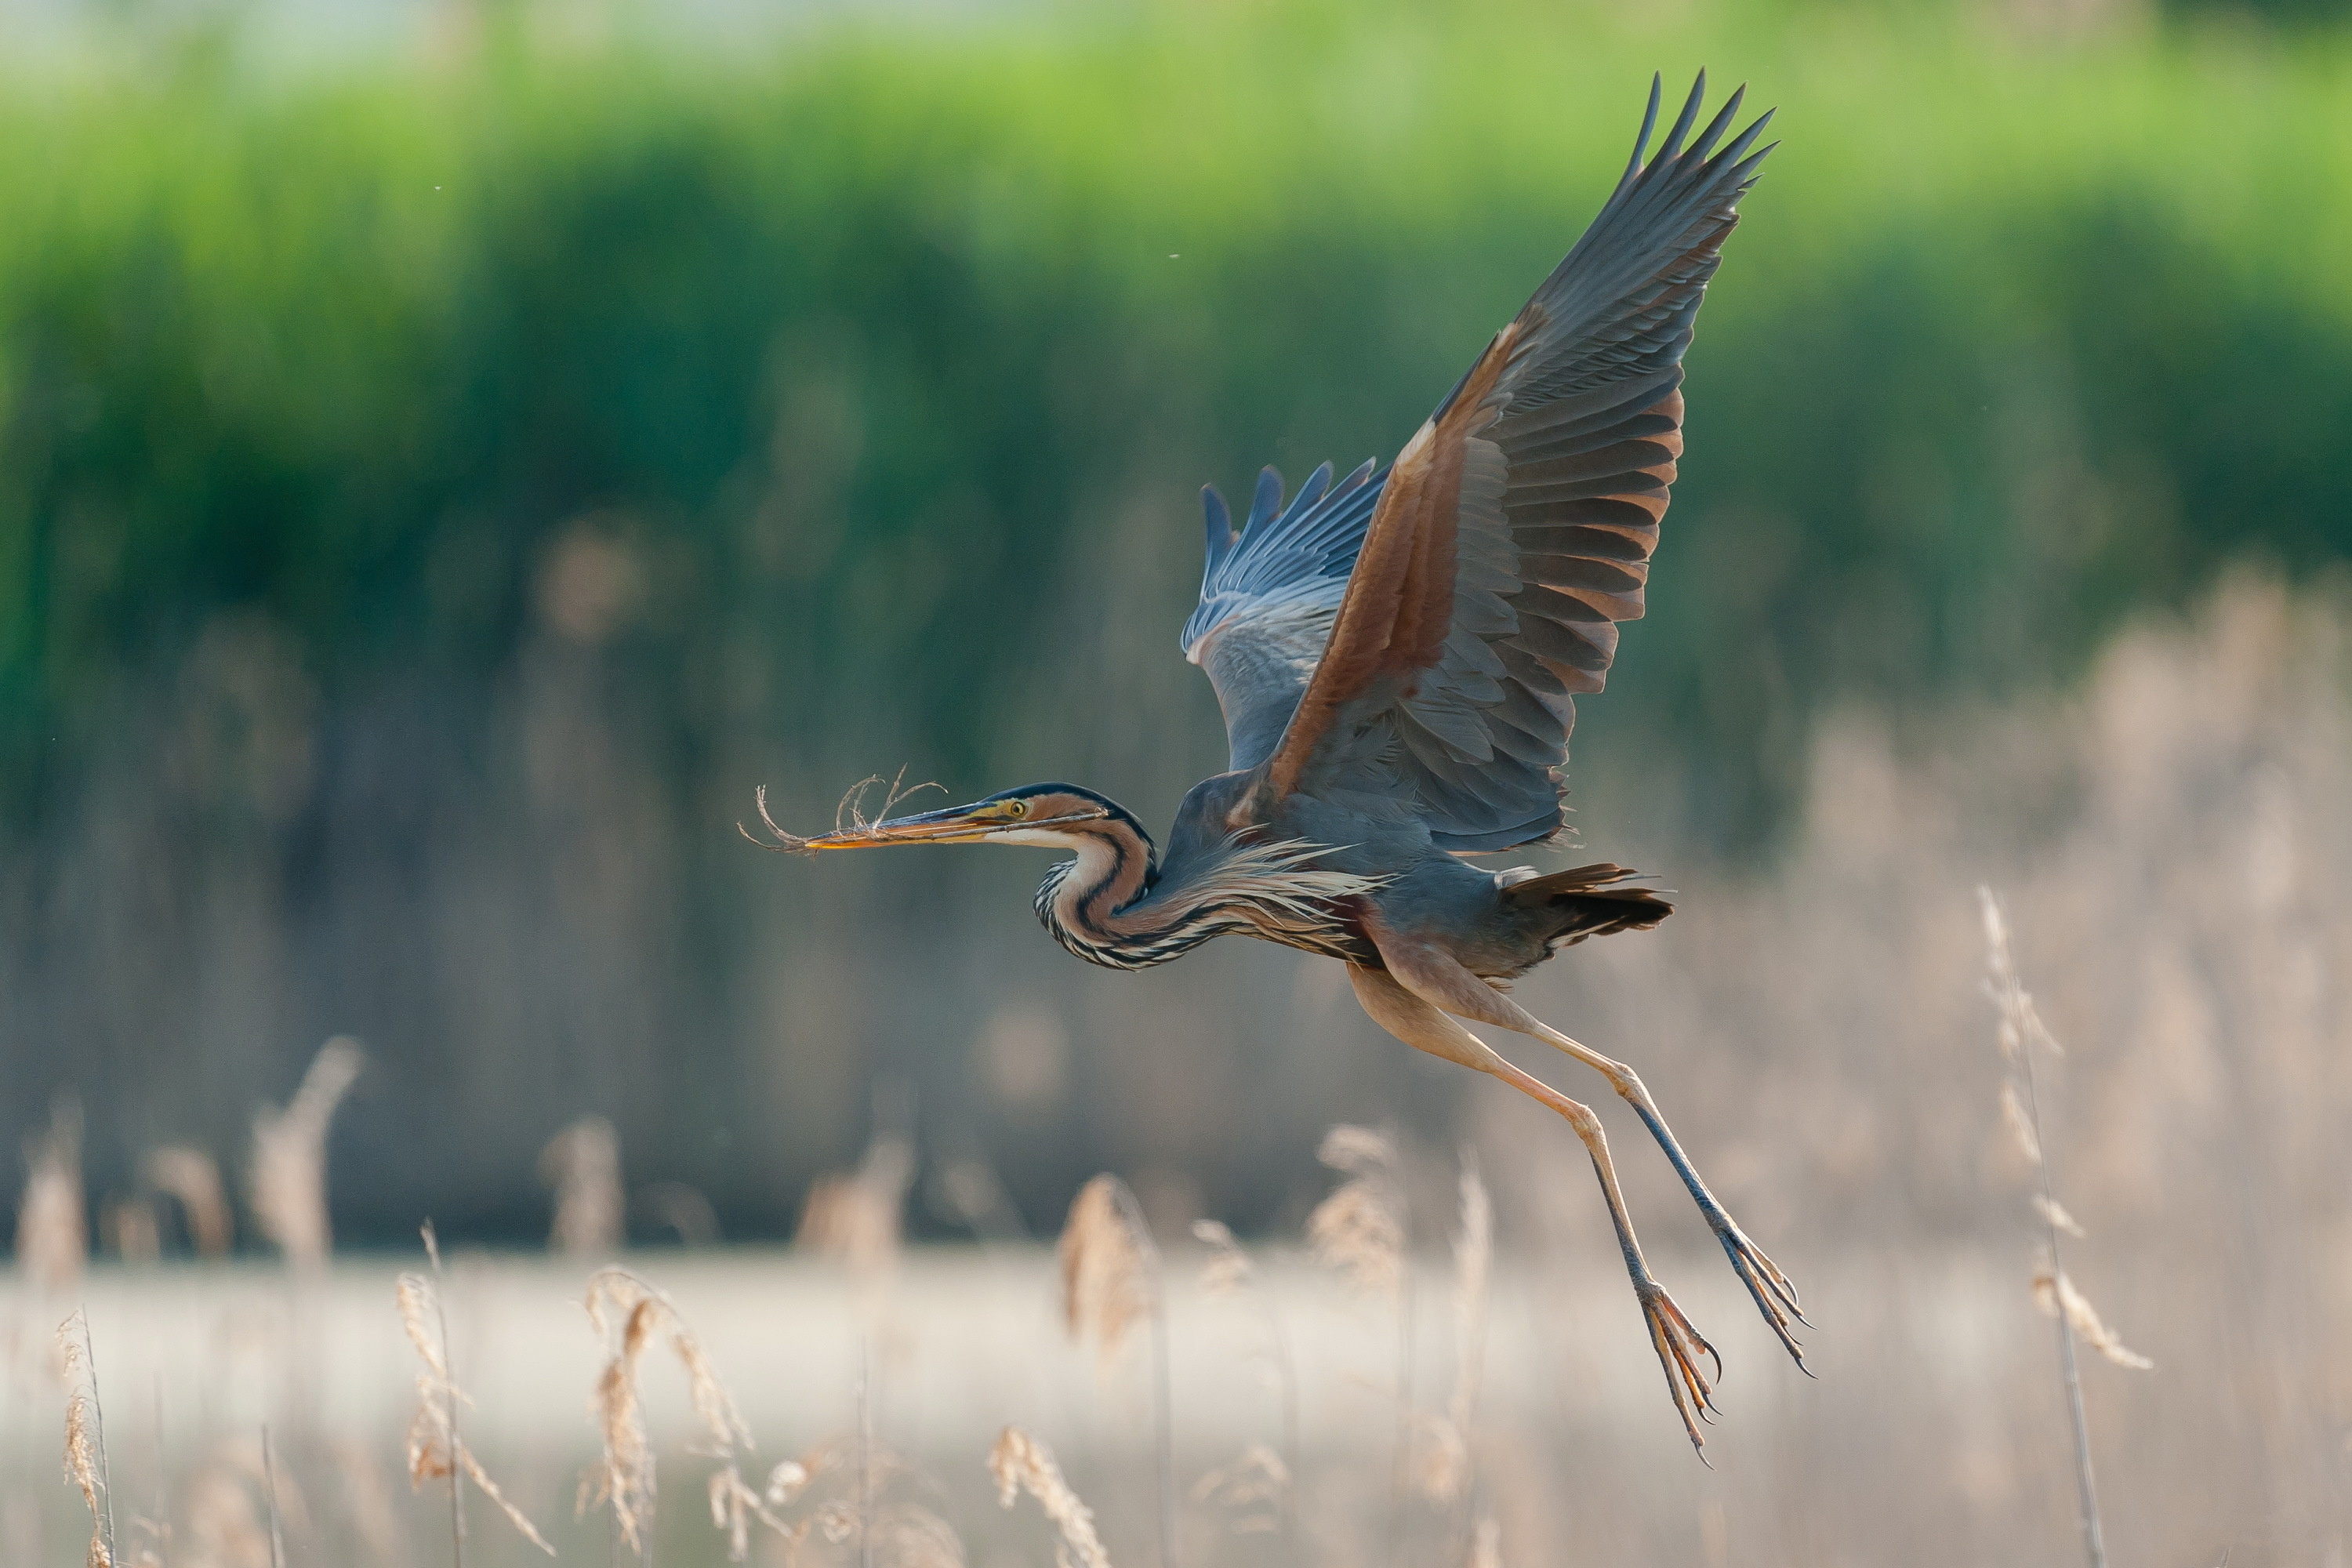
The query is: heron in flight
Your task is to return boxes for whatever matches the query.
[756,74,1798,1448]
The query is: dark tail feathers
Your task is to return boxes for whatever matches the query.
[1503,862,1673,946]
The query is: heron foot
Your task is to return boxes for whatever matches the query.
[1637,1276,1722,1457]
[1710,1218,1810,1370]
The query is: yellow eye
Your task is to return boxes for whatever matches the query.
[1002,800,1029,818]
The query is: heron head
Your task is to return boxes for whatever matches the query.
[789,782,1124,851]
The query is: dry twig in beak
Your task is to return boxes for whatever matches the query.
[739,768,943,853]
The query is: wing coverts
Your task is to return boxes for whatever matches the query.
[1231,73,1773,851]
[1183,459,1385,771]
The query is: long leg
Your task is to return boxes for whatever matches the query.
[1371,930,1807,1367]
[1347,963,1722,1454]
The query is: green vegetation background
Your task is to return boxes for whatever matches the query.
[4,0,2349,1240]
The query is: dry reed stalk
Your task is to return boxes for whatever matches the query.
[122,1515,169,1568]
[59,1312,116,1566]
[182,1454,272,1568]
[797,1134,915,1289]
[859,1337,874,1568]
[1450,1157,1493,1431]
[583,1290,659,1555]
[249,1038,364,1270]
[221,1440,313,1546]
[540,1117,626,1256]
[397,1223,555,1559]
[143,1146,233,1258]
[146,1374,173,1568]
[327,1436,404,1566]
[19,1098,89,1293]
[172,1439,315,1568]
[989,1426,1112,1568]
[1416,1154,1493,1508]
[260,1426,285,1568]
[1981,887,2151,1568]
[103,1197,162,1264]
[1190,1221,1298,1534]
[1058,1174,1174,1568]
[583,1265,779,1563]
[1306,1125,1411,1537]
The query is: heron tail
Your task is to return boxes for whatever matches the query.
[1503,862,1674,946]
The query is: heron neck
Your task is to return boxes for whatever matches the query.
[1034,816,1168,966]
[1054,819,1158,921]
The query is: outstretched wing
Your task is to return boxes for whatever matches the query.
[1261,74,1773,851]
[1181,459,1387,771]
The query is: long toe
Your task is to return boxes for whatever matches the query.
[1638,1279,1722,1457]
[1715,1222,1809,1367]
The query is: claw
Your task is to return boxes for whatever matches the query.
[1639,1278,1721,1457]
[1712,1219,1810,1370]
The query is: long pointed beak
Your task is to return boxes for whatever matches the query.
[797,801,1000,850]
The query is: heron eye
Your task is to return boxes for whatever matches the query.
[1003,800,1028,818]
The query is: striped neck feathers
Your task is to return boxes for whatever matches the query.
[1033,825,1382,971]
[1025,812,1160,968]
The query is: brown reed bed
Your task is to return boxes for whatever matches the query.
[5,576,2352,1565]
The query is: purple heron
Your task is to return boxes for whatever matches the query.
[757,73,1798,1450]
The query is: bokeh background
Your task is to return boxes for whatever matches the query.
[5,0,2352,1563]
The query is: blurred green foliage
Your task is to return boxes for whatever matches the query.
[7,0,2352,1242]
[4,0,2350,843]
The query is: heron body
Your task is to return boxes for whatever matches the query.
[758,74,1803,1450]
[942,776,1669,978]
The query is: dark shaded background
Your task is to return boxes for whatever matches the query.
[4,0,2348,1246]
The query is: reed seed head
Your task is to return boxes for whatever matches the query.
[143,1145,232,1258]
[1414,1411,1471,1504]
[250,1038,364,1271]
[1190,1218,1254,1298]
[540,1117,624,1257]
[1307,1124,1405,1298]
[19,1099,88,1293]
[2032,1263,2155,1370]
[797,1134,915,1284]
[2033,1193,2087,1237]
[989,1426,1110,1568]
[1058,1174,1155,1372]
[59,1319,111,1568]
[394,1259,555,1555]
[1998,1080,2042,1167]
[103,1197,162,1265]
[582,1265,768,1559]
